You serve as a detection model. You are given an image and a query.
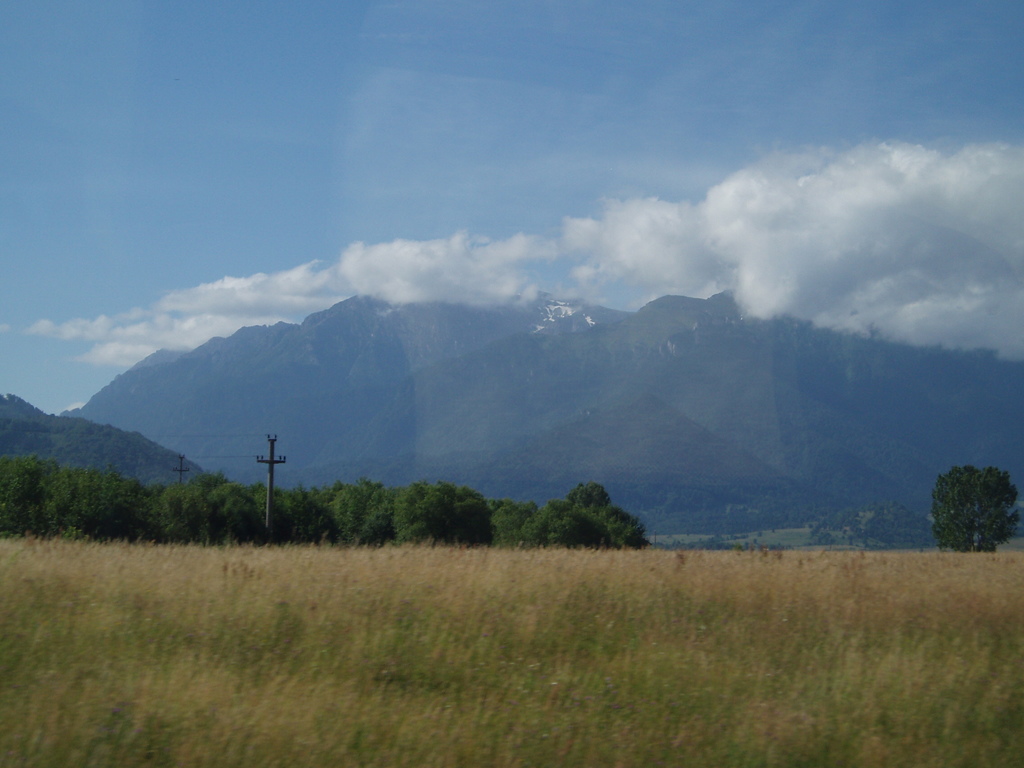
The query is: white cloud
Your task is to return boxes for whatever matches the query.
[154,261,347,317]
[0,323,11,333]
[26,233,556,366]
[561,197,727,302]
[27,261,353,366]
[562,141,1024,358]
[26,141,1024,367]
[337,231,555,305]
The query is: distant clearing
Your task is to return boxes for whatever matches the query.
[659,528,1024,551]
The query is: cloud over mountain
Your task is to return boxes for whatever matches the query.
[27,263,352,366]
[564,141,1024,355]
[27,141,1024,365]
[336,231,555,305]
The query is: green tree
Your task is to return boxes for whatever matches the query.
[277,485,338,543]
[506,483,648,549]
[156,482,214,542]
[931,465,1019,552]
[564,482,648,548]
[0,455,55,535]
[490,498,538,546]
[330,479,396,545]
[566,481,612,509]
[393,481,492,545]
[45,466,149,540]
[520,499,605,547]
[208,480,265,543]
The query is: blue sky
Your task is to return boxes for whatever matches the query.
[3,0,1024,414]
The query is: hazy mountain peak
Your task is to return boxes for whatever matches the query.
[639,291,739,317]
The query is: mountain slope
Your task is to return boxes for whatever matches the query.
[1,394,202,484]
[77,295,629,480]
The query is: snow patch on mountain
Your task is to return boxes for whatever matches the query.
[534,299,585,332]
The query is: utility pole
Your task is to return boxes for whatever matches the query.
[173,454,190,484]
[256,435,286,534]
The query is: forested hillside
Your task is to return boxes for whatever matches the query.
[0,394,201,484]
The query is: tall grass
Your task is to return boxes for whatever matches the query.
[1,540,1023,767]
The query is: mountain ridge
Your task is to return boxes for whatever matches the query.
[74,293,1024,532]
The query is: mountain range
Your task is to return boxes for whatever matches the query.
[74,293,1024,534]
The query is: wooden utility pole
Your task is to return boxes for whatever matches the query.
[256,435,286,533]
[172,454,190,484]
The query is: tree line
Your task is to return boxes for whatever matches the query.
[0,456,647,548]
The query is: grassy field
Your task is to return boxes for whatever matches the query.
[2,540,1024,767]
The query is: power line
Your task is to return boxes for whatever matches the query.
[149,433,270,439]
[189,455,262,460]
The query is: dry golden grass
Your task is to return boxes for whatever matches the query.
[2,540,1023,767]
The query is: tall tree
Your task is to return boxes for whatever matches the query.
[931,465,1019,552]
[566,481,612,509]
[394,481,492,545]
[0,455,54,535]
[330,478,396,544]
